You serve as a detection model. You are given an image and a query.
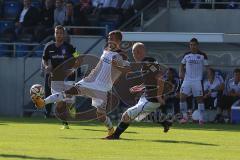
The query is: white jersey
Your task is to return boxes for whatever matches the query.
[79,50,129,92]
[203,75,224,98]
[181,52,208,81]
[226,78,240,95]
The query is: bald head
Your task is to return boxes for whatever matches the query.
[132,42,146,62]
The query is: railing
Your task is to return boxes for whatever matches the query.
[119,0,164,31]
[167,0,240,9]
[0,42,44,57]
[64,25,109,36]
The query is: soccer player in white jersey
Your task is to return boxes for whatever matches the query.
[32,30,130,136]
[179,38,209,125]
[217,68,240,121]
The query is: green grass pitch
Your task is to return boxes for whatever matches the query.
[0,117,240,160]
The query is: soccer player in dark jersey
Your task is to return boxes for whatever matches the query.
[105,42,173,139]
[42,25,79,129]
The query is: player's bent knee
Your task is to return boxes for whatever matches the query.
[121,112,131,123]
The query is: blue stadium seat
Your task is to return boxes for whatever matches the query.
[0,20,14,34]
[15,44,29,57]
[71,0,80,5]
[3,0,21,19]
[31,0,42,9]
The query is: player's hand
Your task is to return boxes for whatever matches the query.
[130,85,144,93]
[45,65,52,73]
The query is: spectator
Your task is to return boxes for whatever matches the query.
[217,68,240,122]
[203,68,224,110]
[15,0,40,40]
[74,0,92,18]
[35,0,55,42]
[54,0,66,26]
[73,0,92,34]
[94,0,120,14]
[64,1,75,26]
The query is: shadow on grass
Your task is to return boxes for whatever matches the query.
[81,128,138,134]
[172,123,240,132]
[0,154,69,160]
[100,138,218,146]
[149,139,218,146]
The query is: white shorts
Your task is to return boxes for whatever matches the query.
[180,80,203,97]
[75,81,108,110]
[125,96,160,121]
[51,81,75,103]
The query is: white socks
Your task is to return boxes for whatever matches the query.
[180,101,188,118]
[198,103,205,121]
[45,92,66,105]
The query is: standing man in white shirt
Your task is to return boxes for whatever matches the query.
[179,38,209,125]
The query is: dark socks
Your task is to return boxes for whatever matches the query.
[62,121,68,125]
[113,122,129,138]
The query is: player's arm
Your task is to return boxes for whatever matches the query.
[42,45,52,73]
[112,60,131,73]
[112,53,131,73]
[179,63,185,80]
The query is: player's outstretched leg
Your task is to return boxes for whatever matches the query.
[32,87,78,109]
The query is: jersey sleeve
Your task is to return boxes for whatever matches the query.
[202,52,208,66]
[181,54,187,64]
[42,44,50,61]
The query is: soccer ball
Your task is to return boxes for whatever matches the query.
[30,84,44,98]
